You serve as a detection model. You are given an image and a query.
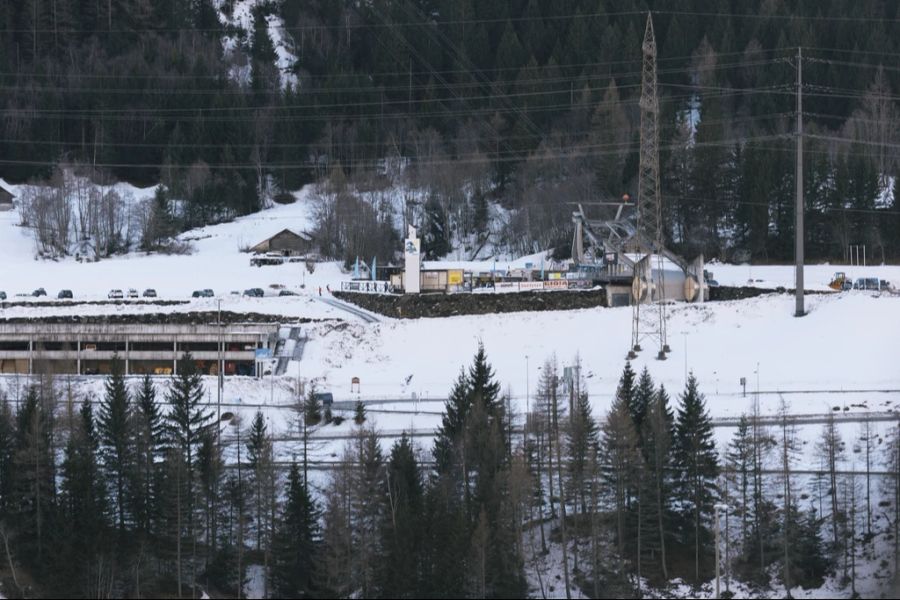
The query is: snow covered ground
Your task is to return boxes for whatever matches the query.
[3,180,899,414]
[4,186,900,597]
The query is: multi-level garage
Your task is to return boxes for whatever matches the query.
[0,322,279,376]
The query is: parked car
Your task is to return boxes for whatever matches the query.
[108,289,124,299]
[853,277,883,291]
[127,288,139,298]
[32,287,47,297]
[57,289,73,299]
[202,288,214,297]
[243,288,265,297]
[0,291,6,300]
[278,289,297,296]
[191,290,202,298]
[142,288,157,298]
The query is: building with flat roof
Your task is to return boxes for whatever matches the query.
[0,322,279,376]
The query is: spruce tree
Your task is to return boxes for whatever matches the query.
[641,382,675,581]
[164,352,212,591]
[378,433,424,597]
[673,373,719,582]
[12,385,56,569]
[272,462,322,598]
[600,383,640,577]
[632,366,655,442]
[246,410,274,553]
[130,374,163,538]
[0,397,15,520]
[793,507,831,588]
[433,368,471,476]
[98,354,132,532]
[58,400,109,597]
[354,400,367,425]
[303,385,322,426]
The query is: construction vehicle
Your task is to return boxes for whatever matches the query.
[829,272,853,291]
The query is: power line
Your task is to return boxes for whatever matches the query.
[0,113,796,150]
[0,134,792,171]
[0,49,793,83]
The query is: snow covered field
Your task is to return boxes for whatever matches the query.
[4,187,900,597]
[3,182,899,412]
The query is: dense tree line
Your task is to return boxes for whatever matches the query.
[1,1,897,263]
[0,347,896,597]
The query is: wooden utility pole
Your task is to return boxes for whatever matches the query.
[795,47,805,317]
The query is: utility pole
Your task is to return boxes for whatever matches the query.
[795,47,805,317]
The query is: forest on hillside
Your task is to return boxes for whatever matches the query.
[2,0,899,263]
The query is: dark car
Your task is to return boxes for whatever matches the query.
[0,291,6,300]
[32,287,47,297]
[203,288,215,297]
[243,288,265,297]
[57,289,73,299]
[278,289,297,296]
[143,288,158,298]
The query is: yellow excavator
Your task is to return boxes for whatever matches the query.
[829,272,852,291]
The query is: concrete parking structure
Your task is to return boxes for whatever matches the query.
[0,322,279,376]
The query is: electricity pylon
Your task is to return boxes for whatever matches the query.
[629,13,670,361]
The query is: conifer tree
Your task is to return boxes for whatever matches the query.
[641,382,675,580]
[354,400,367,425]
[673,373,719,582]
[0,396,15,520]
[246,410,275,558]
[601,381,640,576]
[58,400,109,596]
[378,433,424,597]
[130,373,163,536]
[12,385,56,568]
[271,462,322,598]
[631,366,655,441]
[164,352,212,592]
[98,354,132,532]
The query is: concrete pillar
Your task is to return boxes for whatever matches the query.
[28,338,33,375]
[173,338,178,375]
[124,337,129,375]
[77,339,81,375]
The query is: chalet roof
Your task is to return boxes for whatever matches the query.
[259,228,312,242]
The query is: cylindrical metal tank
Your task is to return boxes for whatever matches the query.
[631,267,694,302]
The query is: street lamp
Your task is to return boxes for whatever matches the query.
[525,355,530,446]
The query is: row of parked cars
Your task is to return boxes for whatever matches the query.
[108,288,157,299]
[1,286,300,302]
[190,288,297,298]
[0,288,74,300]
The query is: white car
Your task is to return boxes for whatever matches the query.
[127,288,139,298]
[108,289,124,299]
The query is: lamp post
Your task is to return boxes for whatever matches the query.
[217,299,223,447]
[525,354,530,445]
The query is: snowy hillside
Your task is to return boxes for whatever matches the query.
[217,0,298,89]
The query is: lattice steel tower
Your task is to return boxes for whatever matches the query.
[629,14,670,361]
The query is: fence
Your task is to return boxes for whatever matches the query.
[341,279,599,295]
[340,281,395,294]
